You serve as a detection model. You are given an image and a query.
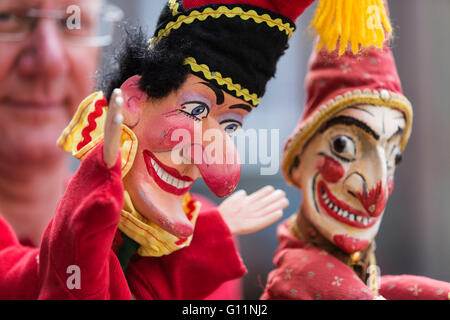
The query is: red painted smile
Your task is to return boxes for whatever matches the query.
[317,181,378,229]
[143,150,194,196]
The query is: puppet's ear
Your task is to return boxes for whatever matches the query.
[119,75,147,127]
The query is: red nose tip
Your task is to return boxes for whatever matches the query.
[356,182,387,217]
[187,143,241,198]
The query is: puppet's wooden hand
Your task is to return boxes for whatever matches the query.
[218,186,289,236]
[103,89,124,168]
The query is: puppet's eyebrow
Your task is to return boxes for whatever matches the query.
[199,81,224,105]
[320,115,380,140]
[229,104,251,113]
[387,126,405,142]
[346,105,375,117]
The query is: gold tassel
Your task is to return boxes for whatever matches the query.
[312,0,393,55]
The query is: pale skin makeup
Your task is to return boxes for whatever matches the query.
[290,105,406,253]
[104,76,288,238]
[0,0,100,245]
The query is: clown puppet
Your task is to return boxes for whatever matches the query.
[0,0,396,299]
[262,38,450,300]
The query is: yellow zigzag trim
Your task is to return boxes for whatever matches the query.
[154,6,294,43]
[168,0,179,16]
[184,57,259,106]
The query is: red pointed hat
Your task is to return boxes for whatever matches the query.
[182,0,314,21]
[152,0,393,107]
[282,41,413,186]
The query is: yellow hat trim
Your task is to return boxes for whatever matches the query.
[282,89,413,186]
[152,5,294,44]
[168,0,180,16]
[184,56,260,106]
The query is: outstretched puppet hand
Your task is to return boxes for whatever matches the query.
[218,186,289,235]
[37,88,132,299]
[103,89,124,168]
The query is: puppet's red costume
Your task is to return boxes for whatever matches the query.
[0,0,395,299]
[262,218,450,300]
[0,144,246,299]
[262,36,450,300]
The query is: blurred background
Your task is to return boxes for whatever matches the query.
[1,0,447,299]
[100,0,450,299]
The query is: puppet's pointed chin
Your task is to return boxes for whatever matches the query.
[150,203,194,238]
[134,184,194,238]
[196,155,241,198]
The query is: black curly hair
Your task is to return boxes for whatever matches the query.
[101,26,191,101]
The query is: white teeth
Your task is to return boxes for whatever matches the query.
[321,189,374,226]
[151,158,191,190]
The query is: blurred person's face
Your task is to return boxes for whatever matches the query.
[291,105,406,253]
[0,0,102,164]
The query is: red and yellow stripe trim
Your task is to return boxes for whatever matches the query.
[57,91,138,178]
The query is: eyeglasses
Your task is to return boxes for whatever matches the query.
[0,2,123,47]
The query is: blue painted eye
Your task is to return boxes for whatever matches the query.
[221,121,241,136]
[191,105,205,116]
[180,102,209,121]
[225,123,238,133]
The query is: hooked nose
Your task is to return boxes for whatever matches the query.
[344,153,388,217]
[344,174,387,217]
[183,118,241,197]
[355,181,387,217]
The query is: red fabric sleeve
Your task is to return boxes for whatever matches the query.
[261,246,377,300]
[380,275,450,300]
[126,208,247,300]
[37,143,131,300]
[191,193,244,300]
[0,215,40,299]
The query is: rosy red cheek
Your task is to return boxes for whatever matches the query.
[387,176,395,196]
[140,114,197,152]
[317,156,345,183]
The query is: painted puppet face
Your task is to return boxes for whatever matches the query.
[121,74,251,237]
[291,105,406,253]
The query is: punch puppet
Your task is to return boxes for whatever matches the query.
[262,38,450,300]
[0,0,396,299]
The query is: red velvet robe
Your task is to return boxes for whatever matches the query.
[261,219,450,300]
[0,144,246,299]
